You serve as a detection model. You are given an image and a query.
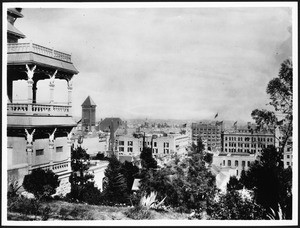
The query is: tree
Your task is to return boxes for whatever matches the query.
[23,168,60,199]
[140,147,157,170]
[251,58,293,154]
[102,154,128,205]
[67,146,100,204]
[207,190,266,220]
[242,146,292,219]
[227,176,243,192]
[120,161,140,193]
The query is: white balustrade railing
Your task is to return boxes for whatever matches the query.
[7,103,71,116]
[31,161,70,174]
[8,43,72,63]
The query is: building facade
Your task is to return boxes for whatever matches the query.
[191,122,223,151]
[116,133,189,159]
[6,8,78,195]
[222,128,275,154]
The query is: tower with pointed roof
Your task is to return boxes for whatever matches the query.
[81,96,97,132]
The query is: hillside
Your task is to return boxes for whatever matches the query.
[7,200,190,221]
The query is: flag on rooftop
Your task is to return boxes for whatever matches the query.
[233,121,237,126]
[214,113,218,119]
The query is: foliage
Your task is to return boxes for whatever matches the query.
[140,147,157,169]
[267,204,285,220]
[207,190,267,220]
[251,58,293,153]
[22,168,60,199]
[227,176,243,192]
[120,161,140,192]
[92,152,109,161]
[67,146,102,204]
[102,155,129,205]
[7,195,51,219]
[125,205,152,220]
[242,146,292,219]
[139,153,217,213]
[203,152,213,164]
[7,180,22,198]
[69,146,93,186]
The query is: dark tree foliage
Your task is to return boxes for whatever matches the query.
[203,152,213,164]
[242,146,292,219]
[140,147,157,170]
[67,146,101,204]
[23,168,60,199]
[139,153,217,213]
[227,176,243,192]
[120,161,140,193]
[207,190,267,220]
[251,59,293,154]
[69,146,92,186]
[102,155,128,205]
[92,152,109,161]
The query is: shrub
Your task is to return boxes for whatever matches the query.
[23,168,60,199]
[8,196,41,216]
[125,205,152,220]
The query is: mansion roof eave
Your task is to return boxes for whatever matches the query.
[7,115,77,128]
[7,22,25,38]
[7,52,79,74]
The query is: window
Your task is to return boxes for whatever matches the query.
[164,149,169,154]
[119,141,124,146]
[127,147,133,152]
[56,146,63,153]
[164,142,169,147]
[154,142,157,147]
[247,161,250,166]
[223,160,225,166]
[228,160,231,166]
[36,149,44,156]
[287,155,290,159]
[128,141,133,146]
[287,162,290,166]
[235,160,238,167]
[242,161,245,167]
[119,147,124,152]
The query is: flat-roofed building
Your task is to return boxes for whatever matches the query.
[222,128,275,154]
[191,122,223,151]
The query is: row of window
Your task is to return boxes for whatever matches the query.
[225,136,273,142]
[223,160,251,167]
[225,143,270,148]
[118,140,169,148]
[36,146,63,156]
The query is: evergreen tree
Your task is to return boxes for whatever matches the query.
[120,161,140,193]
[243,146,292,219]
[23,168,60,199]
[102,155,128,205]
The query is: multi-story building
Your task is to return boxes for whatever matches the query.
[116,133,189,160]
[283,137,293,169]
[6,8,79,195]
[191,122,223,151]
[222,128,275,154]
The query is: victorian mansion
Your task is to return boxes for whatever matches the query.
[6,8,79,195]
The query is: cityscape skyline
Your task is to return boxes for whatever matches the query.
[11,5,292,121]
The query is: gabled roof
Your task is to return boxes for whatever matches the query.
[82,96,96,107]
[7,22,25,38]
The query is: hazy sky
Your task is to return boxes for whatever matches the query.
[12,5,292,121]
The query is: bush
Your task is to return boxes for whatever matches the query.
[125,205,152,220]
[8,196,41,216]
[23,168,60,199]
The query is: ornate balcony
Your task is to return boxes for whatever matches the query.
[8,42,72,63]
[7,103,71,116]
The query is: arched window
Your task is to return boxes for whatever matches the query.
[235,160,238,167]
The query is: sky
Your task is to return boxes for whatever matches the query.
[11,4,293,121]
